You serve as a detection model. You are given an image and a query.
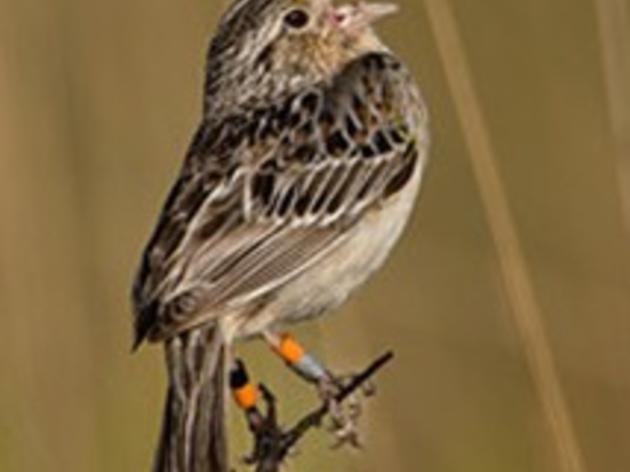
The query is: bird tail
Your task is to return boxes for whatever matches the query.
[153,326,229,472]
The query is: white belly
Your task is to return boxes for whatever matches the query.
[236,155,427,338]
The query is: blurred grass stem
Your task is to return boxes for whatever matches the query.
[594,0,630,235]
[424,1,587,471]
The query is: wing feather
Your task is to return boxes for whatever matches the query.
[132,52,427,342]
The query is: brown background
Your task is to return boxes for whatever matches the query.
[1,0,629,470]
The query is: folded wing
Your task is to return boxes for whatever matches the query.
[132,52,427,345]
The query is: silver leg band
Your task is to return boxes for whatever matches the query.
[291,353,328,383]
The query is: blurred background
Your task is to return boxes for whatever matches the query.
[1,0,629,470]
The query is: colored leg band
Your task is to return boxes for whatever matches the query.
[273,334,305,364]
[271,333,328,383]
[229,359,258,411]
[292,353,328,383]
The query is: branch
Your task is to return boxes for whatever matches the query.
[240,351,395,472]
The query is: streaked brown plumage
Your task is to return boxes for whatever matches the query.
[132,0,429,470]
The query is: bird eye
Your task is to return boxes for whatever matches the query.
[284,9,310,29]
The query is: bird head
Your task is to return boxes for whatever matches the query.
[204,0,399,116]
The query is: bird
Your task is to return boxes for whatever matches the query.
[131,0,429,470]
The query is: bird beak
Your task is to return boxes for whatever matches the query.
[359,2,400,25]
[330,2,399,34]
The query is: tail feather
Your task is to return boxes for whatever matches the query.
[153,326,229,472]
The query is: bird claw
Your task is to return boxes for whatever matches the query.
[328,412,363,450]
[317,373,368,450]
[241,384,287,466]
[240,352,394,469]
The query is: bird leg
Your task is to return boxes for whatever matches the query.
[263,331,374,448]
[230,359,290,469]
[230,358,265,431]
[232,351,395,471]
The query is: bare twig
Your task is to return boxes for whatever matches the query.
[241,351,395,472]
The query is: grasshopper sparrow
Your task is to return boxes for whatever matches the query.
[132,1,429,470]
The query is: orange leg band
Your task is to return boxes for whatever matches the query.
[267,332,328,383]
[273,333,305,364]
[233,383,258,410]
[230,359,258,411]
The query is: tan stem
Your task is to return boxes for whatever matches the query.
[423,1,587,471]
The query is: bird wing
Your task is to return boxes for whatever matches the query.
[132,52,428,344]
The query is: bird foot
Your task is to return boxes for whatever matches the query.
[242,384,297,468]
[241,352,393,470]
[317,372,377,449]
